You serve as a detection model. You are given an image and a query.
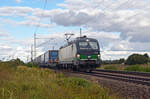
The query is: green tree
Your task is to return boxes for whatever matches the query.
[125,54,149,65]
[10,58,24,66]
[144,53,149,58]
[119,58,125,64]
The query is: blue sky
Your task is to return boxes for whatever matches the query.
[0,0,66,39]
[0,0,63,9]
[0,0,87,40]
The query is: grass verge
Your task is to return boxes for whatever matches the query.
[104,66,118,70]
[0,65,121,99]
[125,65,150,72]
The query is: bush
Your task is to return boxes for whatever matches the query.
[25,62,39,68]
[102,58,125,65]
[125,53,149,65]
[118,58,125,64]
[0,58,24,68]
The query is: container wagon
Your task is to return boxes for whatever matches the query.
[34,50,59,68]
[44,50,59,67]
[41,54,45,65]
[36,55,42,64]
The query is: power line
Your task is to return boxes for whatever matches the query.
[34,0,48,34]
[36,38,55,48]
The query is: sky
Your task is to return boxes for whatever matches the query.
[0,0,150,61]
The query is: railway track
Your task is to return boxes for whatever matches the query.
[52,67,150,86]
[95,69,150,77]
[78,69,150,86]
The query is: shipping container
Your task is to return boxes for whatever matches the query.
[41,54,45,64]
[44,50,59,66]
[36,55,42,64]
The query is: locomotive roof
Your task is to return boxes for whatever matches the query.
[75,37,97,41]
[60,36,98,49]
[46,50,58,52]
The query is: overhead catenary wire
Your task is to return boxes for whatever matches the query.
[34,0,48,35]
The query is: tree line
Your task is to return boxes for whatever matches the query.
[102,53,149,65]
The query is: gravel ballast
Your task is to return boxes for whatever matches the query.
[62,71,150,99]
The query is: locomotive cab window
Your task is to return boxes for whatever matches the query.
[79,41,98,50]
[89,42,98,49]
[79,42,88,49]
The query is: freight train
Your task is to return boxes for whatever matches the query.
[34,36,101,72]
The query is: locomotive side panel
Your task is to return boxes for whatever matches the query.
[59,44,77,64]
[72,44,77,59]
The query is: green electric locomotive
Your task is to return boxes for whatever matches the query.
[58,36,101,72]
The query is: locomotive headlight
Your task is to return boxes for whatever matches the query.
[86,39,89,42]
[98,54,101,58]
[77,54,80,58]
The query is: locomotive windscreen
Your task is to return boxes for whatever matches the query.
[79,41,98,50]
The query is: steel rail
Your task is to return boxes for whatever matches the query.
[78,70,150,86]
[95,69,150,77]
[92,71,150,81]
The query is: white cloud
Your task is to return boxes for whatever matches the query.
[0,29,32,61]
[17,20,56,28]
[54,0,150,43]
[16,0,22,3]
[0,33,10,37]
[0,7,33,17]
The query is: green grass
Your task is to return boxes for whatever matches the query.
[0,64,121,99]
[24,62,40,68]
[101,64,150,73]
[125,65,150,72]
[104,66,118,70]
